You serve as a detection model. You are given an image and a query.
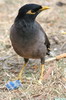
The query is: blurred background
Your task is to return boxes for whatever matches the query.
[0,0,66,100]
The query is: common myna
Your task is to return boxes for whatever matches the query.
[10,4,50,83]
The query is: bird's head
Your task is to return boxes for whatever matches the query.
[16,4,50,21]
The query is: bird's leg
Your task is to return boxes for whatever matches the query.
[17,63,27,81]
[16,58,28,81]
[39,64,45,83]
[38,58,45,83]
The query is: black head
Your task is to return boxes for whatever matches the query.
[16,4,50,21]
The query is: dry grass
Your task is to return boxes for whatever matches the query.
[0,0,66,100]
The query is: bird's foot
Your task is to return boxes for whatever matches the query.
[16,77,22,82]
[38,76,43,84]
[11,75,23,82]
[15,73,23,82]
[38,79,42,84]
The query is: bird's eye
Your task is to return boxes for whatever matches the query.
[31,6,42,13]
[26,6,42,15]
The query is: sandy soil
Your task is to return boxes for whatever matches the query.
[0,0,66,100]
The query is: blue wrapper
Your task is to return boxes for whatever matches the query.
[6,80,22,90]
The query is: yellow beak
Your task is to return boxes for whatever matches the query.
[40,6,50,11]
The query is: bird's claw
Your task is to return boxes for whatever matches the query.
[38,79,42,84]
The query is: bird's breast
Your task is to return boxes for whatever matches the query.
[10,22,46,59]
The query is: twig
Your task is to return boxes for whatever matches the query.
[45,53,66,63]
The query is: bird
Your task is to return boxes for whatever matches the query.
[10,4,50,83]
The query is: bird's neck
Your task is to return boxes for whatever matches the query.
[15,18,35,27]
[15,14,36,23]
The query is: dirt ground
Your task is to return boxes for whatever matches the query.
[0,0,66,100]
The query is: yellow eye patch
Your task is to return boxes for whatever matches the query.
[26,10,35,14]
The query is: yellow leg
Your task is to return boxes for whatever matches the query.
[17,63,27,81]
[38,64,45,84]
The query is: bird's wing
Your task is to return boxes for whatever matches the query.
[35,21,50,54]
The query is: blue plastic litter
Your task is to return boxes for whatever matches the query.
[6,80,22,90]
